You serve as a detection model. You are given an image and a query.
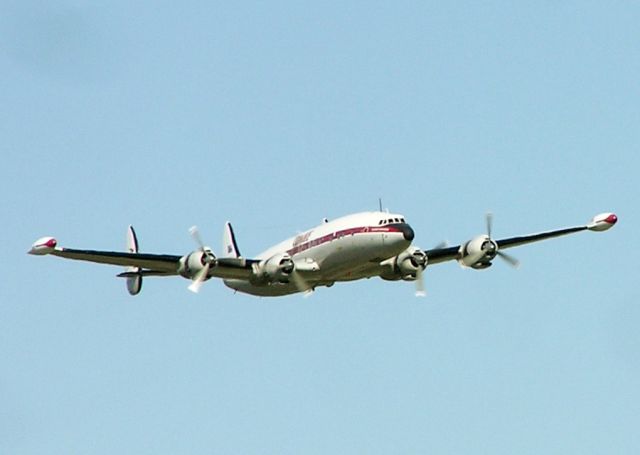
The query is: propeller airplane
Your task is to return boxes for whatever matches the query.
[29,210,618,297]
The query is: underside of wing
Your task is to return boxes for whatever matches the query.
[209,257,259,280]
[50,248,182,274]
[424,245,460,265]
[44,246,259,281]
[496,226,588,250]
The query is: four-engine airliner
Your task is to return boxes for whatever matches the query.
[28,211,618,297]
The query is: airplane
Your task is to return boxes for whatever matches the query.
[28,210,618,297]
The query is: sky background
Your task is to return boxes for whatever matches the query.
[1,1,638,453]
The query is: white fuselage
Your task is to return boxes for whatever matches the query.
[224,211,414,296]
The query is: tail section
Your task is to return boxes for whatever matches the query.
[222,222,241,258]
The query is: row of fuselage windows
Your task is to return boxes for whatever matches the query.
[378,217,405,225]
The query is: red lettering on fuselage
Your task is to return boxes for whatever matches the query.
[292,231,312,247]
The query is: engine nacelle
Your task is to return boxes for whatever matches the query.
[457,235,498,269]
[178,249,216,279]
[255,253,295,284]
[380,247,427,281]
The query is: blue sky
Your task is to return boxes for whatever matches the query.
[1,1,638,453]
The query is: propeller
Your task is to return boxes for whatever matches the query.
[188,262,211,293]
[496,250,520,268]
[486,212,493,238]
[290,269,314,297]
[484,213,520,269]
[413,241,450,297]
[187,226,216,293]
[289,259,313,298]
[415,266,426,297]
[409,249,428,297]
[432,240,449,250]
[189,225,206,250]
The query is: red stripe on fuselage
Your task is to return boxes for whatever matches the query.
[286,226,401,256]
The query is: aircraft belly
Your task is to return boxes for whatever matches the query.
[223,279,299,297]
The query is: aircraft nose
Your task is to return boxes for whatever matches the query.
[400,223,415,241]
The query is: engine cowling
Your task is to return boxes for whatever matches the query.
[380,247,427,281]
[457,235,498,269]
[178,249,216,279]
[255,253,295,284]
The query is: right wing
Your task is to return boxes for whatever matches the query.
[51,247,181,274]
[29,236,258,281]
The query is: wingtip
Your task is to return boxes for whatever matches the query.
[587,212,618,232]
[29,237,58,255]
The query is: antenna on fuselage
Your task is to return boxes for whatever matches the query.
[378,198,389,213]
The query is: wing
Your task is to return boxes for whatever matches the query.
[425,212,618,266]
[29,237,258,281]
[50,247,181,274]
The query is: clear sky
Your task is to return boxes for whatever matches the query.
[1,1,638,453]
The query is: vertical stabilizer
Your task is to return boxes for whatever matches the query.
[222,222,241,258]
[125,225,142,295]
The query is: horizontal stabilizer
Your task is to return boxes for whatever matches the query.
[118,270,176,278]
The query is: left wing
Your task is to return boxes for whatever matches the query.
[425,212,617,267]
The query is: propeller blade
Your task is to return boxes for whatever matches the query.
[415,266,426,297]
[497,250,520,268]
[189,225,206,251]
[188,262,210,293]
[432,240,449,250]
[290,270,314,297]
[486,212,493,238]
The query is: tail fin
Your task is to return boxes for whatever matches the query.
[222,222,241,258]
[125,225,142,295]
